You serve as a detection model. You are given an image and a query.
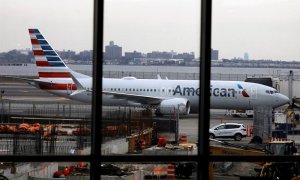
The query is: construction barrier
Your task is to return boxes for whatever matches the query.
[246,125,253,137]
[167,164,175,179]
[179,134,187,143]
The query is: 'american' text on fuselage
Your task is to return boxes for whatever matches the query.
[172,85,236,97]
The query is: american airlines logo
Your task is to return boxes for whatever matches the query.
[172,84,251,98]
[173,85,236,97]
[237,84,250,97]
[173,85,200,96]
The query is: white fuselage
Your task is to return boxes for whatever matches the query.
[48,77,289,113]
[26,29,290,114]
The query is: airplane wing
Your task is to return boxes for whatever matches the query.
[2,76,53,87]
[103,91,163,105]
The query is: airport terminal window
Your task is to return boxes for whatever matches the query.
[7,0,299,179]
[0,0,96,179]
[209,0,300,179]
[101,0,203,178]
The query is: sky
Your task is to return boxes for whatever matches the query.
[1,0,300,61]
[0,0,94,53]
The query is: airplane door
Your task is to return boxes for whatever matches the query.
[67,83,73,95]
[250,87,257,99]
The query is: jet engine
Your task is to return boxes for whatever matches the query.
[157,98,191,115]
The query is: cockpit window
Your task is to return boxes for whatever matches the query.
[266,90,278,94]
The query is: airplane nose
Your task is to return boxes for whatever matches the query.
[277,93,290,106]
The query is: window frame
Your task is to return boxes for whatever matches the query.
[4,0,294,180]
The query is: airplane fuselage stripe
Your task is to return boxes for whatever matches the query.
[39,83,77,90]
[36,61,49,66]
[38,72,71,78]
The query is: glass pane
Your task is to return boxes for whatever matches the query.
[103,0,200,156]
[101,162,198,179]
[211,161,300,179]
[0,0,93,156]
[0,162,89,179]
[211,0,294,158]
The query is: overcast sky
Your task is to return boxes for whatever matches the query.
[0,0,94,53]
[1,0,300,61]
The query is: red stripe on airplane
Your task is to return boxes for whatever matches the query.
[33,50,44,56]
[38,72,71,78]
[36,61,49,66]
[39,83,77,90]
[31,39,39,45]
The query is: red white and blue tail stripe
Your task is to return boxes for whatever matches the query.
[28,28,76,91]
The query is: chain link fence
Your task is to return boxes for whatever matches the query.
[103,71,300,81]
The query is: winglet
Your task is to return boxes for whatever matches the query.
[157,74,162,79]
[70,71,85,90]
[69,71,92,96]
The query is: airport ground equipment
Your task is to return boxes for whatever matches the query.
[230,109,254,118]
[174,163,195,179]
[245,76,280,90]
[209,138,299,180]
[274,111,296,131]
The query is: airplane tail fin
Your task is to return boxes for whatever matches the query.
[28,28,79,93]
[28,29,72,81]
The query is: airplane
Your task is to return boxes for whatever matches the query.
[21,28,290,115]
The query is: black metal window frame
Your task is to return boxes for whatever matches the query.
[0,0,211,179]
[2,0,295,180]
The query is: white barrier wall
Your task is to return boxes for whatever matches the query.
[101,138,128,155]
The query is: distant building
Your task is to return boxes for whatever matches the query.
[211,49,219,60]
[147,51,172,59]
[124,51,143,60]
[173,52,194,61]
[18,48,31,55]
[57,50,76,60]
[244,52,249,60]
[105,41,122,60]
